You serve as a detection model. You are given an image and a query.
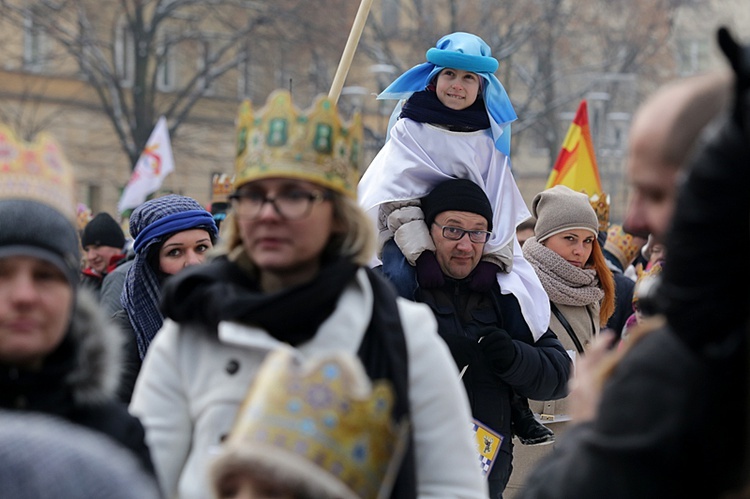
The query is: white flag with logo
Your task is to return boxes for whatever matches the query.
[118,116,175,213]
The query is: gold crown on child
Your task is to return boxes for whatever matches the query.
[234,90,363,198]
[220,348,408,499]
[0,125,76,222]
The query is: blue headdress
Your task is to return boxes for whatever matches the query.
[121,194,218,358]
[377,32,516,155]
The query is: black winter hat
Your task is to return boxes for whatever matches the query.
[421,178,493,231]
[0,200,81,287]
[81,212,126,249]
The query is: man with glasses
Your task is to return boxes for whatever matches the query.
[381,178,571,498]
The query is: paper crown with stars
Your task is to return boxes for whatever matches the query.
[0,125,77,222]
[211,348,409,499]
[233,90,363,199]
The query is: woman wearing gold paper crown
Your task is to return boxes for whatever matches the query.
[0,126,153,474]
[130,91,487,499]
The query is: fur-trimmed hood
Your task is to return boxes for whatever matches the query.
[65,288,124,404]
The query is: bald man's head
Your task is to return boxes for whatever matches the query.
[623,71,732,241]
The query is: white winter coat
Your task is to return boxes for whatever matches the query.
[130,268,487,499]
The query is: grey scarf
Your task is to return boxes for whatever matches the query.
[523,236,604,307]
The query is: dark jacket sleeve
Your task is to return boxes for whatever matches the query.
[517,329,706,499]
[113,308,142,404]
[493,291,572,401]
[500,328,571,401]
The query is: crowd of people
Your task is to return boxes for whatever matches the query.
[0,25,748,499]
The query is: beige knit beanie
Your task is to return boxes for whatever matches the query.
[531,185,599,243]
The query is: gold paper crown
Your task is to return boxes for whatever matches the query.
[216,349,408,499]
[0,125,76,221]
[76,202,93,232]
[604,223,644,269]
[588,192,610,232]
[211,173,234,204]
[234,90,363,198]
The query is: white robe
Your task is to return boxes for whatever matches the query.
[358,118,550,340]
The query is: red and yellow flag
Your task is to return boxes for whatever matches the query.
[545,100,602,196]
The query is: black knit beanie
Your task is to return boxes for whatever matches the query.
[421,178,493,230]
[81,212,125,249]
[0,200,81,287]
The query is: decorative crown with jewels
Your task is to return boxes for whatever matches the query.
[589,191,610,232]
[605,223,645,270]
[0,125,76,222]
[234,90,363,198]
[212,348,408,499]
[211,173,234,204]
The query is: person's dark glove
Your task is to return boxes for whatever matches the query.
[479,327,517,372]
[468,261,500,292]
[416,251,444,288]
[441,334,481,371]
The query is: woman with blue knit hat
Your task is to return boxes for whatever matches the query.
[115,194,217,400]
[358,31,549,344]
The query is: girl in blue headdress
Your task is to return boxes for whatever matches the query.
[358,32,558,497]
[358,32,542,300]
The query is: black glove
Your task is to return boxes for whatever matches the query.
[415,251,445,288]
[479,327,517,372]
[468,261,500,292]
[442,334,481,371]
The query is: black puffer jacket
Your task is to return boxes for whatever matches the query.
[0,289,153,474]
[416,277,571,452]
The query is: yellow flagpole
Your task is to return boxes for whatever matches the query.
[328,0,374,104]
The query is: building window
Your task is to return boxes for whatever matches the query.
[115,21,135,86]
[238,44,253,100]
[198,40,216,95]
[23,9,46,71]
[156,38,176,92]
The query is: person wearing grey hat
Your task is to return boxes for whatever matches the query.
[0,128,153,476]
[380,178,571,499]
[508,185,616,492]
[518,30,749,499]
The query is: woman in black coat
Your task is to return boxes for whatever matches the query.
[0,126,153,474]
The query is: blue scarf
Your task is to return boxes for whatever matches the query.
[121,195,218,359]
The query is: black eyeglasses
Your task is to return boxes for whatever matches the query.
[433,223,491,243]
[229,189,331,220]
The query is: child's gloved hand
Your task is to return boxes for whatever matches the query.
[469,261,500,292]
[415,251,445,288]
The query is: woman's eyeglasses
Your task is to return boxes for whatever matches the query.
[433,223,491,243]
[229,190,331,220]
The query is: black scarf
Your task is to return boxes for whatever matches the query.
[400,89,490,131]
[0,334,77,414]
[161,256,357,346]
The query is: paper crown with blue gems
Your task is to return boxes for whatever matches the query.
[211,348,409,499]
[233,90,363,199]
